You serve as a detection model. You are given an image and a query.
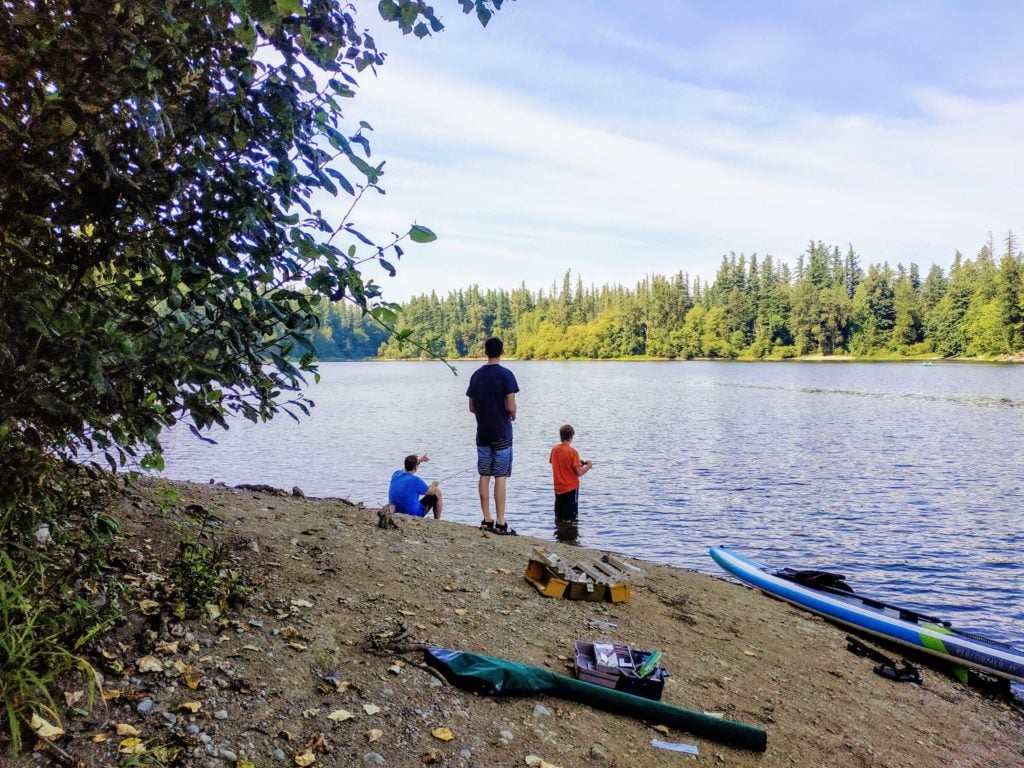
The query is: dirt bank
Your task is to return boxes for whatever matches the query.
[9,478,1023,767]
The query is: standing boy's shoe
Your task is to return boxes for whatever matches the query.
[480,520,495,531]
[495,522,517,536]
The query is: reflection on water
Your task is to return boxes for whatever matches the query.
[554,518,580,546]
[719,379,1024,408]
[158,360,1024,660]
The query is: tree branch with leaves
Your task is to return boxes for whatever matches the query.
[0,0,510,525]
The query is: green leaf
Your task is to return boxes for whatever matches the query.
[348,154,381,183]
[140,452,166,472]
[270,351,300,378]
[324,84,351,104]
[346,225,375,246]
[325,168,355,195]
[408,225,437,243]
[237,23,257,52]
[94,514,122,536]
[325,126,352,153]
[351,134,371,157]
[371,306,398,325]
[292,332,318,356]
[400,2,419,30]
[275,0,303,15]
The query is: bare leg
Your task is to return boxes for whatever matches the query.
[494,476,507,525]
[478,475,492,523]
[433,489,443,520]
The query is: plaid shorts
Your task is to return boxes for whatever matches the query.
[477,443,513,477]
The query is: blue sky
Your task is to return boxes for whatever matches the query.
[332,1,1024,301]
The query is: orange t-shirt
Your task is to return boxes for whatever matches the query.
[549,442,581,495]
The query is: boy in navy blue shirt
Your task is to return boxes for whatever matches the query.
[466,336,519,535]
[388,454,443,519]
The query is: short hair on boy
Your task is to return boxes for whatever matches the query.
[559,424,575,441]
[484,336,504,358]
[404,454,419,471]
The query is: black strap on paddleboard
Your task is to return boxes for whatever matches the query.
[775,568,954,628]
[775,567,855,593]
[846,635,922,684]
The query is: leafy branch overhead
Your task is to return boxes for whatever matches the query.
[0,0,508,501]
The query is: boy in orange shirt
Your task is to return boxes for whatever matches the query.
[549,424,593,523]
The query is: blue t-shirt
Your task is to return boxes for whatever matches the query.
[466,363,519,446]
[389,470,429,517]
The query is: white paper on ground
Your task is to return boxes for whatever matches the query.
[651,738,699,755]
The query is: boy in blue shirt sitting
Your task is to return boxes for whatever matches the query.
[388,454,443,519]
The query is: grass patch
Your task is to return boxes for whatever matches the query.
[170,515,250,613]
[0,552,99,752]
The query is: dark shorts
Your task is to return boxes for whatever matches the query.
[477,444,513,477]
[419,493,439,517]
[554,489,579,522]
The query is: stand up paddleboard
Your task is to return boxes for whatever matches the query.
[710,546,1024,684]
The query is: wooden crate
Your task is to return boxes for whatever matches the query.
[566,570,607,602]
[525,547,634,603]
[524,559,569,598]
[575,560,632,603]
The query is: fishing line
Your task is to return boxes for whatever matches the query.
[435,464,478,483]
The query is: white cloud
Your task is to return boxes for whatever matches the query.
[321,20,1024,301]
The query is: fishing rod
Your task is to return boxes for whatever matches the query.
[434,464,478,483]
[413,452,476,483]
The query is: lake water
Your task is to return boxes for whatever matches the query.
[158,360,1024,655]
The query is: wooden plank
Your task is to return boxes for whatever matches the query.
[603,554,644,580]
[591,559,628,582]
[574,560,609,584]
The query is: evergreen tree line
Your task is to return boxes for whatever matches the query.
[313,233,1024,360]
[311,300,393,360]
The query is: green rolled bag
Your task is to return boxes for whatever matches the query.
[424,647,768,753]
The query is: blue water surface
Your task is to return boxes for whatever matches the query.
[158,360,1024,653]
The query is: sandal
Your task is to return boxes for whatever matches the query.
[495,523,518,536]
[480,520,495,531]
[875,662,922,684]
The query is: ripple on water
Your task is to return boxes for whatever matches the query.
[155,360,1024,659]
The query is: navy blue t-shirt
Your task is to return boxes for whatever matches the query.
[466,363,519,446]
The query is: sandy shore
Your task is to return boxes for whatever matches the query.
[10,477,1023,768]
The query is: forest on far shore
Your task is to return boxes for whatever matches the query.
[312,234,1024,361]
